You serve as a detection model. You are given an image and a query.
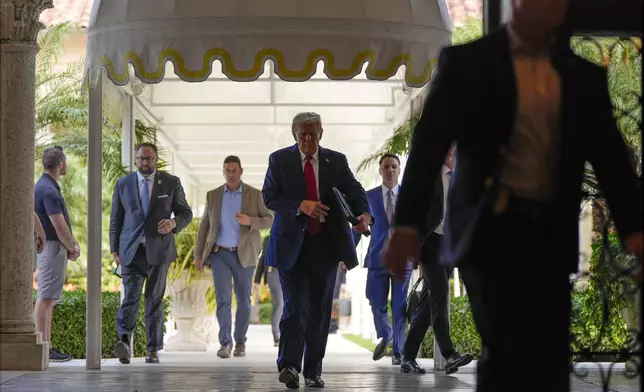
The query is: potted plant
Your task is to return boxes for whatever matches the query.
[165,218,214,351]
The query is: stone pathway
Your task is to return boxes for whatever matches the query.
[0,325,639,391]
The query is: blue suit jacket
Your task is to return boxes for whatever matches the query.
[109,171,193,266]
[262,144,371,272]
[354,186,412,270]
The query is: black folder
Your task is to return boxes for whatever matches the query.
[332,187,371,237]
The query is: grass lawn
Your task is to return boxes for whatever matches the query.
[342,333,377,352]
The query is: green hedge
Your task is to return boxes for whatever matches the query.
[39,290,170,359]
[258,302,272,325]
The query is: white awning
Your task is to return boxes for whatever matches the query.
[85,0,452,88]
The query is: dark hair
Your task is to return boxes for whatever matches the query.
[379,153,401,166]
[42,145,66,171]
[136,142,158,156]
[223,155,242,168]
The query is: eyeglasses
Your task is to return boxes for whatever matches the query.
[136,156,156,163]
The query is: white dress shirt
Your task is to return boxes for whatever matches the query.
[381,184,400,213]
[498,26,562,201]
[434,165,451,235]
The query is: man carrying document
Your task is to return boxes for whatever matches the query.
[262,112,373,389]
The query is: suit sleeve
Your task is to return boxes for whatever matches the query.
[171,177,193,233]
[394,48,459,230]
[337,154,371,219]
[194,192,210,259]
[250,189,275,230]
[109,181,124,254]
[587,68,642,241]
[262,153,302,218]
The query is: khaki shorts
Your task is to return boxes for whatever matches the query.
[36,241,68,300]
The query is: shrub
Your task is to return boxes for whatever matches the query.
[42,290,170,359]
[258,303,273,325]
[420,295,481,358]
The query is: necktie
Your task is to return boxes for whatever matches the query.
[141,177,150,216]
[385,189,394,224]
[304,156,322,235]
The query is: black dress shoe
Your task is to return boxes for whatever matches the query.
[372,338,389,361]
[391,354,402,365]
[401,359,426,374]
[444,352,474,375]
[305,376,325,388]
[279,366,300,389]
[145,351,160,364]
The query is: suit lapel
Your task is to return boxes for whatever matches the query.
[436,176,444,217]
[488,28,519,148]
[317,148,329,198]
[290,145,307,198]
[147,171,163,215]
[130,173,145,217]
[241,182,251,214]
[373,187,387,228]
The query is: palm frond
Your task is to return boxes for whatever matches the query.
[357,111,420,172]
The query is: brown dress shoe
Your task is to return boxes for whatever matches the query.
[145,351,159,364]
[233,342,246,357]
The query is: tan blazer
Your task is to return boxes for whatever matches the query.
[194,182,274,268]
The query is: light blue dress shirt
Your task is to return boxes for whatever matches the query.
[137,171,155,244]
[216,184,243,247]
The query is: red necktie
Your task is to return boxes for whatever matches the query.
[304,156,322,235]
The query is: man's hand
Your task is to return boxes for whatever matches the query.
[36,235,46,254]
[235,213,252,226]
[625,232,643,281]
[68,242,81,261]
[194,257,203,272]
[383,228,420,280]
[158,219,176,235]
[299,200,330,219]
[338,261,348,274]
[353,213,372,233]
[113,253,120,266]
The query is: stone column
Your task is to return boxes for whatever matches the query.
[0,0,53,371]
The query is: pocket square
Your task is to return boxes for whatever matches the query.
[158,195,169,198]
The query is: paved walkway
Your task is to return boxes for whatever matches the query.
[0,325,639,391]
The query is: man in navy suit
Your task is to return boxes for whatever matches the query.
[262,112,372,389]
[110,143,193,364]
[354,154,410,365]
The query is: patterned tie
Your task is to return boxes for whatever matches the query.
[385,189,394,224]
[141,177,150,216]
[304,156,322,235]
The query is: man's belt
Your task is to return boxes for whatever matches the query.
[214,244,237,252]
[493,186,552,220]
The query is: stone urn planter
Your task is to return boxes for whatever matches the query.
[165,271,212,352]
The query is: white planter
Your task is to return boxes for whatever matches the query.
[165,271,212,352]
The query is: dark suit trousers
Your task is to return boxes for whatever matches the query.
[277,233,338,378]
[117,244,170,352]
[403,233,455,360]
[460,210,571,392]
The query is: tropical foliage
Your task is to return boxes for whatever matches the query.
[35,23,162,291]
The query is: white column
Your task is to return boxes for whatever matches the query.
[121,94,135,170]
[0,0,52,371]
[86,71,103,370]
[120,91,135,356]
[433,284,450,370]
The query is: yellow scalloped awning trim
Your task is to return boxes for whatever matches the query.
[100,47,437,86]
